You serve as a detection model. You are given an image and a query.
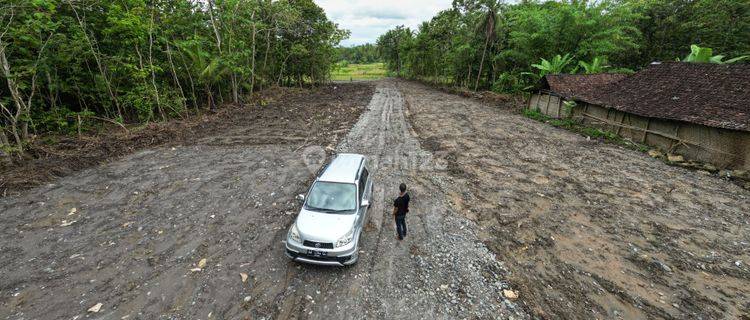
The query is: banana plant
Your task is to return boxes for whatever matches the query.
[681,45,748,64]
[521,54,574,90]
[530,54,574,76]
[578,57,608,74]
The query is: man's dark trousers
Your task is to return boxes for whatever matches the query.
[395,215,407,239]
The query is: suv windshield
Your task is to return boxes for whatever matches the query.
[305,182,357,213]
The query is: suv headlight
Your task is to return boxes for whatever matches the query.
[288,224,301,243]
[335,229,354,248]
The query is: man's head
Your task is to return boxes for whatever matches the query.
[399,183,407,193]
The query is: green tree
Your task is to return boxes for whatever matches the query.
[474,1,499,90]
[377,26,412,76]
[0,0,347,152]
[378,0,645,91]
[628,0,749,65]
[336,44,380,64]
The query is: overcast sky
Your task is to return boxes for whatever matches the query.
[314,0,453,47]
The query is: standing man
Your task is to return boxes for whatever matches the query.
[393,183,410,240]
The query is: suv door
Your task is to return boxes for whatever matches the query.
[356,166,370,228]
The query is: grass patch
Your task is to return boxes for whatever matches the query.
[522,108,649,152]
[331,63,387,81]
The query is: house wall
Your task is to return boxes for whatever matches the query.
[529,93,569,118]
[570,103,750,170]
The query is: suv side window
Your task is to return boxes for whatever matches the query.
[358,167,369,200]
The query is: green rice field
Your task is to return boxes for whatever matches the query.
[330,63,387,81]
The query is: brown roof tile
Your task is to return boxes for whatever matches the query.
[542,73,628,100]
[573,62,750,132]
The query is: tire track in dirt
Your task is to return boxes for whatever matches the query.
[397,79,750,319]
[265,83,412,319]
[0,145,314,319]
[252,80,527,320]
[290,79,527,319]
[0,84,374,320]
[0,81,528,320]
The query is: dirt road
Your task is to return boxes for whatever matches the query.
[2,79,748,319]
[0,81,525,320]
[399,80,750,319]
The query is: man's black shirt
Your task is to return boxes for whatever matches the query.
[393,193,410,216]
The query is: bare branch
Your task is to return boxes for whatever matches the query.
[0,99,12,119]
[26,33,54,110]
[0,9,14,40]
[74,115,129,133]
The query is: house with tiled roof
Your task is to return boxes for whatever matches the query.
[528,62,750,170]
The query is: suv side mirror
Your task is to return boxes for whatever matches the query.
[296,194,305,204]
[361,199,370,207]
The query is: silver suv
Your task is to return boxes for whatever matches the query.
[285,153,373,266]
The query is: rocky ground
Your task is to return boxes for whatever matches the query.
[399,80,750,319]
[1,79,748,320]
[0,84,372,195]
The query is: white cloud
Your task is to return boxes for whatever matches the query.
[314,0,453,46]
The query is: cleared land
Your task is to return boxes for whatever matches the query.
[400,80,750,319]
[1,79,748,320]
[330,63,387,81]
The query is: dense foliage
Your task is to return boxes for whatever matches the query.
[377,0,750,92]
[336,43,380,64]
[680,45,748,64]
[0,0,346,150]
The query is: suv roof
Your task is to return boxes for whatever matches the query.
[317,153,365,183]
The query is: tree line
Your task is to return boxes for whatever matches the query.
[0,0,347,151]
[376,0,750,92]
[336,44,380,64]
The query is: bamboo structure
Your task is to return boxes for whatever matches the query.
[528,92,750,170]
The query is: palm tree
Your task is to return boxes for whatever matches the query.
[474,2,499,91]
[179,42,229,111]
